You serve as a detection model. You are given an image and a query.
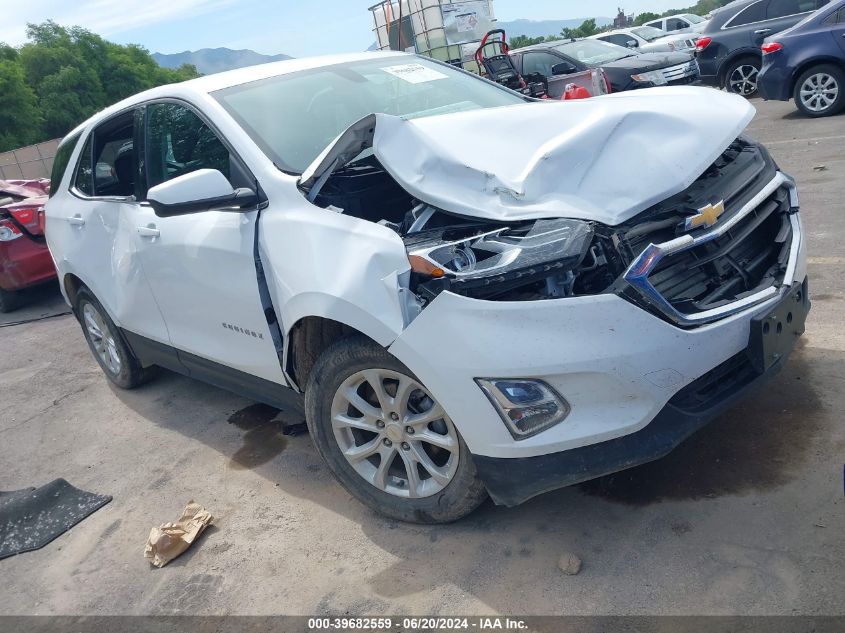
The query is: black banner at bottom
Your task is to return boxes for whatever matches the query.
[2,616,844,633]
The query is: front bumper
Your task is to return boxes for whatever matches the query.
[389,201,807,464]
[475,278,808,506]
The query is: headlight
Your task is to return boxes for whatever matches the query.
[631,70,668,85]
[406,218,593,293]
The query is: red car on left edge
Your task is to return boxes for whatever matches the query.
[0,179,54,312]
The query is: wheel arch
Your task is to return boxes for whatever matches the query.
[719,49,762,85]
[62,272,85,314]
[283,302,400,392]
[789,57,845,95]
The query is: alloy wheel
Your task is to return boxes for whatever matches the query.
[330,368,459,498]
[728,64,759,96]
[82,303,122,375]
[799,73,839,113]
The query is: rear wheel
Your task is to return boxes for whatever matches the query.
[724,57,761,97]
[794,65,844,118]
[0,287,22,313]
[305,336,488,523]
[75,286,155,389]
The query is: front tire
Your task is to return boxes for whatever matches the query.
[794,64,844,118]
[74,286,155,389]
[305,336,488,523]
[724,57,761,97]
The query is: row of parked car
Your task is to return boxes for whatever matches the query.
[506,0,845,118]
[696,0,845,117]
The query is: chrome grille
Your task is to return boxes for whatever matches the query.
[661,60,699,83]
[623,172,800,326]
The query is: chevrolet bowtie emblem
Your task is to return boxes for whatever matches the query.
[685,200,726,231]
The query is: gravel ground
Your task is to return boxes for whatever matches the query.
[0,98,843,617]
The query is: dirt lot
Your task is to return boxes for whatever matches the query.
[1,99,843,617]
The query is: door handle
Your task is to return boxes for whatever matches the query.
[754,29,772,35]
[137,225,160,238]
[67,214,85,226]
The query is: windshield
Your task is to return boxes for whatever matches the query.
[685,13,706,23]
[632,26,667,41]
[213,57,524,173]
[553,39,631,66]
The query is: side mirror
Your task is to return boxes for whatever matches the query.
[551,62,577,76]
[147,169,258,218]
[626,40,639,48]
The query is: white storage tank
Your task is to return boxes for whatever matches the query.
[369,0,496,70]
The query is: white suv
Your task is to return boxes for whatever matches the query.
[46,52,809,523]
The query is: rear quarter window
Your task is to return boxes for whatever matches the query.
[49,133,81,198]
[729,0,768,26]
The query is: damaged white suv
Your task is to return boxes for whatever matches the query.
[46,52,808,522]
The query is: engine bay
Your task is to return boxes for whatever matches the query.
[305,155,622,304]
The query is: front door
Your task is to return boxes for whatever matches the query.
[131,100,285,384]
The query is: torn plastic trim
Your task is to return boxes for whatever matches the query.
[252,206,291,388]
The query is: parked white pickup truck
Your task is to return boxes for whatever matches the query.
[45,52,808,523]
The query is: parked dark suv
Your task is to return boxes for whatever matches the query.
[696,0,831,96]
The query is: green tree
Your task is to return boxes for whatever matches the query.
[508,35,549,49]
[635,12,661,26]
[561,18,600,39]
[0,59,42,150]
[0,20,201,149]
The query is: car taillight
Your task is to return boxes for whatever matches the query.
[0,218,23,241]
[695,36,712,51]
[8,205,44,235]
[762,42,783,54]
[38,209,47,234]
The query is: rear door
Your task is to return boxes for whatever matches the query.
[57,109,169,343]
[131,99,285,384]
[827,5,845,53]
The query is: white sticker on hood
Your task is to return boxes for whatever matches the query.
[383,63,448,84]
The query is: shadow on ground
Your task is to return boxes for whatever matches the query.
[108,336,838,611]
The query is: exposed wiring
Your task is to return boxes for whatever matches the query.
[0,311,72,328]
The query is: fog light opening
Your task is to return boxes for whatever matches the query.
[476,378,570,440]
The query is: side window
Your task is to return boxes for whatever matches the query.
[731,0,768,25]
[767,0,807,18]
[49,132,81,198]
[666,18,688,30]
[521,52,565,77]
[644,19,663,29]
[603,34,636,46]
[74,135,94,196]
[71,110,137,198]
[145,102,230,191]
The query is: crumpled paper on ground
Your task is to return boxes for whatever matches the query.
[144,501,213,568]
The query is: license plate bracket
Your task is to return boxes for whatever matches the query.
[747,280,809,373]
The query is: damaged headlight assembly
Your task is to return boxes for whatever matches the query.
[405,218,595,301]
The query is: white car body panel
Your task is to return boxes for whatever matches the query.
[303,88,754,226]
[592,29,698,52]
[44,51,805,476]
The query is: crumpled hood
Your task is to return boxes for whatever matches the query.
[301,86,755,226]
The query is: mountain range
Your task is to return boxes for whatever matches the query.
[497,17,613,38]
[152,48,292,75]
[152,18,613,75]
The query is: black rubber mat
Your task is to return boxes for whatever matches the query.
[0,478,112,559]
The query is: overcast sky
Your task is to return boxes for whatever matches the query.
[1,0,688,57]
